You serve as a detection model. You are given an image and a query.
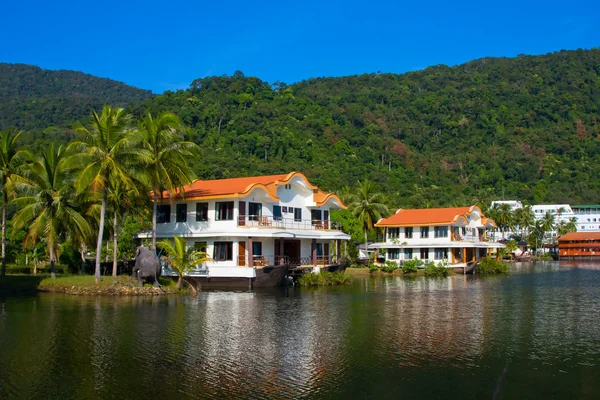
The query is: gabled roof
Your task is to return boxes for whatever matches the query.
[160,172,346,208]
[558,232,600,242]
[375,206,488,227]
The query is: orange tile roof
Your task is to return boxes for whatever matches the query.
[160,172,346,208]
[558,232,600,242]
[375,206,483,227]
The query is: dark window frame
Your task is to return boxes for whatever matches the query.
[176,203,187,223]
[294,208,302,222]
[420,227,429,238]
[196,203,208,222]
[215,201,234,221]
[213,241,233,261]
[405,227,413,238]
[157,204,171,224]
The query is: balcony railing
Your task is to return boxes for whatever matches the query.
[238,216,341,231]
[236,254,339,267]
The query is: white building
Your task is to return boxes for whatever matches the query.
[571,205,600,232]
[138,172,350,281]
[369,206,503,267]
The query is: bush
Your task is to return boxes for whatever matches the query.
[297,271,351,286]
[6,264,70,275]
[402,258,422,274]
[477,257,508,274]
[381,261,399,273]
[369,264,379,273]
[423,260,450,277]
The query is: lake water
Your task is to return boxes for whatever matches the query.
[1,262,599,399]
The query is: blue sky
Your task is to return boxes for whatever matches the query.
[1,0,598,93]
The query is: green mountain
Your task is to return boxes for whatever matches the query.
[2,49,600,206]
[144,49,600,206]
[0,63,152,130]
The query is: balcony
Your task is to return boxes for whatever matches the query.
[237,216,342,231]
[237,254,339,267]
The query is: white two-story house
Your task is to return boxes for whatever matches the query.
[370,206,503,267]
[137,172,350,282]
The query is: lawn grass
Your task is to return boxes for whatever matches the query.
[38,274,181,295]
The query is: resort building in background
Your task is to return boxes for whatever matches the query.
[557,232,600,260]
[490,201,600,240]
[137,172,349,282]
[369,206,504,267]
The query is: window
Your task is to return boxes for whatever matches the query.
[157,205,171,223]
[284,184,292,189]
[420,227,429,238]
[389,228,400,239]
[215,201,234,221]
[311,209,322,225]
[196,203,208,222]
[249,202,262,221]
[316,243,323,256]
[420,248,429,260]
[294,208,302,222]
[213,242,233,261]
[434,226,448,238]
[273,205,282,221]
[434,248,447,260]
[388,249,400,259]
[252,242,262,256]
[404,249,413,259]
[176,204,187,222]
[405,227,413,239]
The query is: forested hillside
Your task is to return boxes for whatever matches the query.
[2,49,600,207]
[0,63,152,130]
[142,49,600,206]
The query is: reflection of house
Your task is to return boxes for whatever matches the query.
[557,232,600,259]
[137,172,349,279]
[369,206,504,266]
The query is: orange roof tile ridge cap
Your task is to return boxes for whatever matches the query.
[395,209,403,214]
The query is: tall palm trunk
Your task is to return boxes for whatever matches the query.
[152,189,158,250]
[176,275,182,289]
[80,243,87,274]
[1,191,6,277]
[112,210,118,276]
[49,244,56,280]
[95,188,107,284]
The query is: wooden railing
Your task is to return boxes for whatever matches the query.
[237,216,341,231]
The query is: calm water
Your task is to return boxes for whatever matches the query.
[1,262,599,399]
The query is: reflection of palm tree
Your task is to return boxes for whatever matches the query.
[345,180,389,244]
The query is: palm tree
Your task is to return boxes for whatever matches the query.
[540,211,556,244]
[514,205,535,238]
[156,236,211,289]
[138,112,199,250]
[11,145,91,279]
[495,203,514,240]
[69,105,148,283]
[345,180,389,244]
[0,128,28,276]
[557,217,578,236]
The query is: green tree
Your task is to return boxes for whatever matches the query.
[344,180,389,244]
[11,144,90,278]
[540,211,557,244]
[514,205,535,238]
[557,217,578,236]
[0,128,28,276]
[157,236,211,289]
[69,105,147,283]
[138,112,199,250]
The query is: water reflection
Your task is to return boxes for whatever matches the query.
[0,262,599,399]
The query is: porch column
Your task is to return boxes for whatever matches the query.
[463,247,466,263]
[336,240,341,262]
[279,238,285,264]
[312,239,317,265]
[248,237,253,267]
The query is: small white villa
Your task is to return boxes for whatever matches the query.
[369,206,504,267]
[137,172,350,282]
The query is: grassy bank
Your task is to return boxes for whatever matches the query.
[38,275,182,295]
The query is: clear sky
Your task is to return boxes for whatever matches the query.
[1,0,598,93]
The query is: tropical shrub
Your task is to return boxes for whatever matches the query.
[381,261,399,273]
[424,260,450,277]
[402,259,423,273]
[369,264,379,273]
[477,257,508,274]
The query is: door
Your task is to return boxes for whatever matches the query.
[238,241,246,266]
[238,201,246,226]
[324,210,329,229]
[284,240,301,265]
